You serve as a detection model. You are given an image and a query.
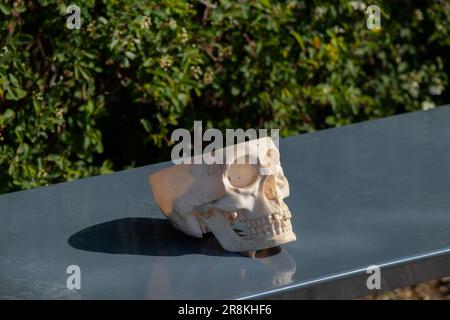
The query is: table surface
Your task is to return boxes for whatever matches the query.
[1,106,450,300]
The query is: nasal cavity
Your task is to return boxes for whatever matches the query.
[264,175,279,203]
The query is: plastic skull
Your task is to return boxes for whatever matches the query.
[149,137,296,254]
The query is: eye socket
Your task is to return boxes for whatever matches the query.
[227,161,259,188]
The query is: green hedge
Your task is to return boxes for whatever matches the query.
[1,0,449,193]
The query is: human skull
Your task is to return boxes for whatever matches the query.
[149,137,296,254]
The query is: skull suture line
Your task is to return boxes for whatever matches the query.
[149,137,296,255]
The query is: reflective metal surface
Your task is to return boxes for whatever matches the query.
[1,106,450,299]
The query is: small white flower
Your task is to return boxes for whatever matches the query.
[349,1,366,11]
[429,84,443,96]
[203,68,214,85]
[56,108,64,118]
[287,1,297,10]
[169,19,177,30]
[429,79,444,96]
[414,9,424,21]
[421,101,435,110]
[409,81,420,98]
[140,16,152,29]
[0,46,8,56]
[33,91,43,101]
[86,22,95,33]
[190,65,202,80]
[322,85,331,94]
[315,6,327,18]
[159,55,173,70]
[178,27,189,44]
[273,4,282,16]
[334,26,345,34]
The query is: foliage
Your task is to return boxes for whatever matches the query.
[0,0,449,193]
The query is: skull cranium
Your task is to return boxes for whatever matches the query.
[149,137,296,254]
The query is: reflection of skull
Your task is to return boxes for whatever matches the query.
[150,137,296,253]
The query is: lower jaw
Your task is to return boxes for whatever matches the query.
[220,230,297,252]
[241,231,297,251]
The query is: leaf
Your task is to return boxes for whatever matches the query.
[109,38,118,50]
[9,73,19,85]
[83,51,97,59]
[290,30,305,51]
[47,154,60,162]
[140,118,151,132]
[260,0,271,9]
[2,109,15,124]
[98,16,108,25]
[0,1,11,15]
[14,87,27,99]
[78,67,90,81]
[125,51,136,60]
[398,62,407,73]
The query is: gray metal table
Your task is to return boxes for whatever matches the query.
[1,106,450,299]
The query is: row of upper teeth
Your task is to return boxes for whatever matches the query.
[242,212,292,237]
[247,220,292,237]
[240,212,290,225]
